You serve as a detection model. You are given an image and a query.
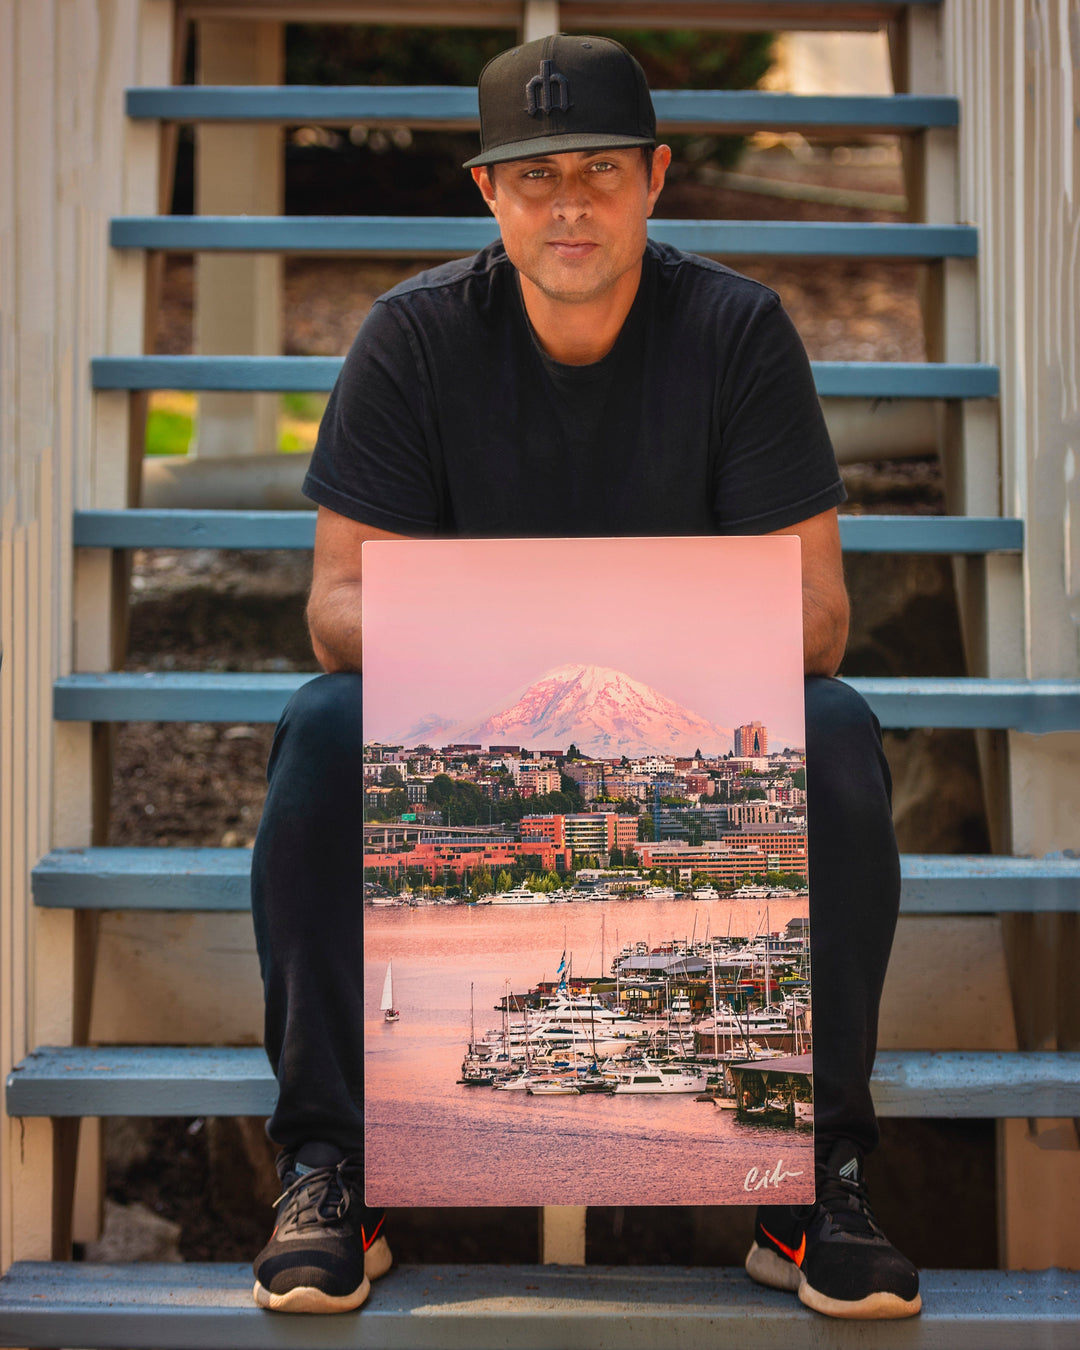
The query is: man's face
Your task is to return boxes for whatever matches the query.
[471,146,670,307]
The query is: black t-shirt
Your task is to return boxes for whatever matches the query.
[303,239,845,536]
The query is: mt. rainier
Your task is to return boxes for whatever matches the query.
[453,664,732,758]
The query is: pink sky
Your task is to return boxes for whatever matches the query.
[362,536,806,747]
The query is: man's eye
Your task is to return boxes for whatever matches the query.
[523,168,549,179]
[590,161,615,172]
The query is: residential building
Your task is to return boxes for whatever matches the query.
[516,767,561,798]
[734,722,768,757]
[561,760,605,796]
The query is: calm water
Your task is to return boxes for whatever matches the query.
[365,897,813,1207]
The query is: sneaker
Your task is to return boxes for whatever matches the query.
[745,1139,921,1319]
[253,1141,393,1313]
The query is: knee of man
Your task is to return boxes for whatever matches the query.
[280,672,364,756]
[804,676,881,758]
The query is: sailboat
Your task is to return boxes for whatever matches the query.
[381,961,400,1023]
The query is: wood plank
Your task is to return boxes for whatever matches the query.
[90,356,1002,398]
[0,1262,1076,1350]
[139,0,947,36]
[109,216,979,259]
[30,847,1080,914]
[71,509,1025,553]
[125,85,959,130]
[50,672,1080,731]
[7,1047,1080,1119]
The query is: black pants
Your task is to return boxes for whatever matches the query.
[251,674,900,1167]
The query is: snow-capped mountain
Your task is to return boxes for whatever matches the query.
[394,712,458,747]
[448,663,733,758]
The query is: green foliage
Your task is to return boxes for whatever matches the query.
[380,765,404,786]
[792,768,806,790]
[471,867,494,898]
[603,28,774,170]
[281,391,329,421]
[766,871,808,889]
[145,406,193,457]
[606,28,773,91]
[286,24,509,85]
[639,813,655,842]
[495,869,513,892]
[608,846,624,867]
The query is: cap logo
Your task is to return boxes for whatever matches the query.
[526,59,570,116]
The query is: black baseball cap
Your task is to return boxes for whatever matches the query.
[463,34,656,169]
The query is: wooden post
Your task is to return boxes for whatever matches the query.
[519,0,581,1271]
[0,0,173,1271]
[522,1,559,44]
[540,1204,586,1265]
[194,20,283,461]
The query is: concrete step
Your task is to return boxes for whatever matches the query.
[0,1261,1076,1350]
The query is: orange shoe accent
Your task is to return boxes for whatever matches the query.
[760,1224,806,1268]
[362,1214,386,1251]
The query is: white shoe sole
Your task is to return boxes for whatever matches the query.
[253,1273,370,1314]
[253,1238,393,1314]
[745,1240,922,1320]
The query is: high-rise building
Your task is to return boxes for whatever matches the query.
[734,721,768,757]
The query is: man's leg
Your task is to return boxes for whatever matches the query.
[745,676,920,1320]
[249,672,390,1313]
[804,674,900,1157]
[252,671,366,1153]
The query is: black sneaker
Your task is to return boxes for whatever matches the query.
[253,1142,392,1313]
[745,1139,921,1319]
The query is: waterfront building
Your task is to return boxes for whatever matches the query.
[720,826,809,875]
[364,837,572,881]
[633,840,771,882]
[523,813,639,859]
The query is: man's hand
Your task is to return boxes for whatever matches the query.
[306,507,410,672]
[767,508,849,677]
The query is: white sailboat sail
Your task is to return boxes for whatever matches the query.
[380,962,395,1012]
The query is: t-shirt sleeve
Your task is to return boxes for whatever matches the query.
[302,298,442,533]
[712,295,846,533]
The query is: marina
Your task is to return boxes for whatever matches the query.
[365,895,814,1207]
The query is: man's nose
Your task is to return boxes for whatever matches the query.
[553,185,590,222]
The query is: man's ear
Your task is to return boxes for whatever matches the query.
[646,145,672,219]
[471,165,498,216]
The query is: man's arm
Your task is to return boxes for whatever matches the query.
[306,506,411,673]
[767,507,849,677]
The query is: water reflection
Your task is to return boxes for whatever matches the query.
[365,898,813,1207]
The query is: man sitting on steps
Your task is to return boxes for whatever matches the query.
[249,34,922,1321]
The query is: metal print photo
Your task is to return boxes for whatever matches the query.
[362,536,813,1207]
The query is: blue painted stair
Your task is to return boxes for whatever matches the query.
[92,355,1001,398]
[2,1262,1074,1350]
[31,847,1080,913]
[72,508,1024,553]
